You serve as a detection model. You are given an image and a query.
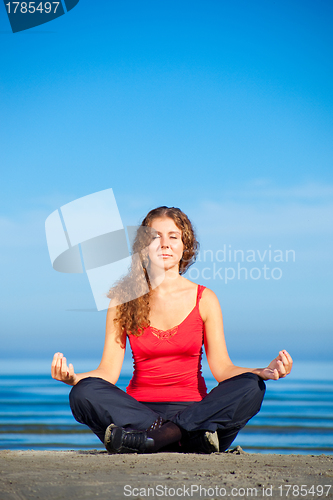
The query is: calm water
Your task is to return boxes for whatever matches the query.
[0,360,332,454]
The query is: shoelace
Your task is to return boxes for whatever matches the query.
[148,416,165,432]
[123,430,147,450]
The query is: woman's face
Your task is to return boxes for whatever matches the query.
[148,217,184,271]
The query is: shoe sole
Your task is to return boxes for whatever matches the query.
[104,424,120,453]
[105,424,138,454]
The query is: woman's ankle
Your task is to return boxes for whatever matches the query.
[147,421,182,451]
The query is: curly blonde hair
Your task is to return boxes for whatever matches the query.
[108,206,199,337]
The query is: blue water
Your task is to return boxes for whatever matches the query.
[0,360,332,454]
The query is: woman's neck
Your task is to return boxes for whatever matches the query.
[149,267,183,295]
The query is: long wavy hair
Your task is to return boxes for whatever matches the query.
[108,206,199,337]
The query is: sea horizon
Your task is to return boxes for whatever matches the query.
[1,359,332,455]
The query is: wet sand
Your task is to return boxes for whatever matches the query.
[0,448,332,500]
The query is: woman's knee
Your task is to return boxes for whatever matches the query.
[69,380,86,409]
[242,373,266,414]
[219,372,265,400]
[69,381,88,421]
[69,377,108,419]
[70,377,112,403]
[247,373,266,396]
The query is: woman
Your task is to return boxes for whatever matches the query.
[51,206,293,454]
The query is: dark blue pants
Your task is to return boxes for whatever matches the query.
[69,372,265,452]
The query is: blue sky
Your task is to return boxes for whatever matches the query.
[0,0,332,365]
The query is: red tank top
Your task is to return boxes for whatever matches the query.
[126,285,207,402]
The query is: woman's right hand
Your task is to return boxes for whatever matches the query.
[51,352,78,386]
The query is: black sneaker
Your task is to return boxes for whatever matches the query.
[181,430,219,454]
[104,424,155,454]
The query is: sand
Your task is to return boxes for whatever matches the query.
[0,448,332,500]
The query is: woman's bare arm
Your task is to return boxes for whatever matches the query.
[51,303,126,386]
[200,288,293,382]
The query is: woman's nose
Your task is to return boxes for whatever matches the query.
[160,237,169,248]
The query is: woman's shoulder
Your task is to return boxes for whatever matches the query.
[197,286,221,321]
[199,285,219,301]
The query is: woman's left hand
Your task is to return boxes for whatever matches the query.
[259,350,293,381]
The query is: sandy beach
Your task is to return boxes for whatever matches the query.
[0,448,332,500]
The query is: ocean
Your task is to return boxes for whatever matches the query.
[1,359,332,454]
